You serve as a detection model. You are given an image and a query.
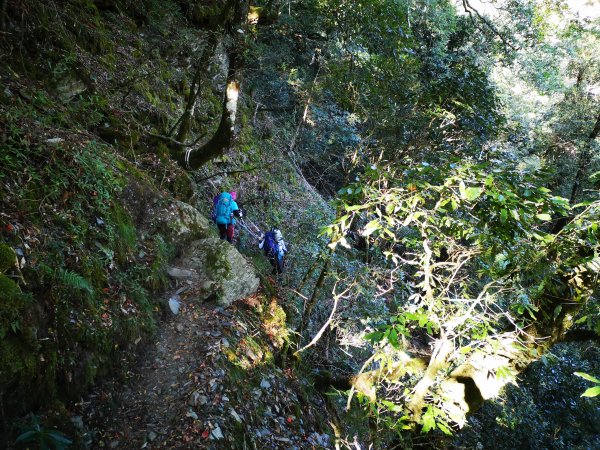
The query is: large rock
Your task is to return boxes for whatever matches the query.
[56,74,87,102]
[156,200,212,249]
[120,179,211,249]
[180,238,259,307]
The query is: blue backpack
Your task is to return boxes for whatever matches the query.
[214,193,233,225]
[263,231,278,257]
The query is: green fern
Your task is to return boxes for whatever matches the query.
[56,269,93,295]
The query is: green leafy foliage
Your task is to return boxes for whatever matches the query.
[334,156,599,432]
[56,269,94,296]
[15,414,72,450]
[575,372,600,397]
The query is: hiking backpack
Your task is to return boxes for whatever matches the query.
[263,231,278,257]
[214,193,233,225]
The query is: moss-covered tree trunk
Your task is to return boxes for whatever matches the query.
[569,111,600,203]
[182,51,243,168]
[174,65,204,146]
[174,0,249,169]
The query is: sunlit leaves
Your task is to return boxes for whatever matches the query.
[574,372,600,398]
[421,405,452,435]
[334,156,599,433]
[575,372,600,383]
[582,386,600,398]
[362,219,381,237]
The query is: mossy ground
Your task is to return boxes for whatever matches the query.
[0,0,198,432]
[1,0,373,447]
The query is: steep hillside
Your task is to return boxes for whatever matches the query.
[0,1,342,447]
[1,0,599,449]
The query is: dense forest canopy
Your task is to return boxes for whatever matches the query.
[296,0,600,439]
[0,0,599,448]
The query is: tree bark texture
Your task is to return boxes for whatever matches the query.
[298,255,331,339]
[174,0,249,169]
[569,111,600,203]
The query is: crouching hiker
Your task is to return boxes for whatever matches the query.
[213,191,241,243]
[259,228,288,274]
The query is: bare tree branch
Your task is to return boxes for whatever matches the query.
[462,0,519,52]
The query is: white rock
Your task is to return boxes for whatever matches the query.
[210,426,224,440]
[167,267,195,279]
[168,297,180,315]
[230,408,242,423]
[186,409,199,420]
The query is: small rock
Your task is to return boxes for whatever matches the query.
[201,280,215,291]
[168,296,180,315]
[221,338,230,347]
[175,286,189,295]
[147,430,157,442]
[70,415,84,431]
[46,137,64,145]
[214,307,233,317]
[230,408,242,423]
[211,330,222,337]
[176,324,184,332]
[210,426,224,440]
[260,379,271,389]
[167,267,195,279]
[186,409,199,420]
[189,391,209,406]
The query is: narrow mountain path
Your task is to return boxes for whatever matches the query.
[76,250,333,450]
[79,284,234,449]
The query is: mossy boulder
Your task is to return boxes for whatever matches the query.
[0,243,16,273]
[0,273,20,298]
[0,336,38,387]
[181,238,259,307]
[55,73,87,102]
[157,200,212,250]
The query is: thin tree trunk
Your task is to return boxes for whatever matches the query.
[184,55,241,168]
[569,111,600,203]
[175,0,249,169]
[297,256,322,293]
[175,65,204,144]
[1,0,7,31]
[298,253,331,339]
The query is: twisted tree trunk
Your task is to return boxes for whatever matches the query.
[174,0,249,169]
[569,111,600,203]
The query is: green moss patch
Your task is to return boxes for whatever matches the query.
[0,244,16,273]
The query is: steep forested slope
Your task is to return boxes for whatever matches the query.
[1,0,599,449]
